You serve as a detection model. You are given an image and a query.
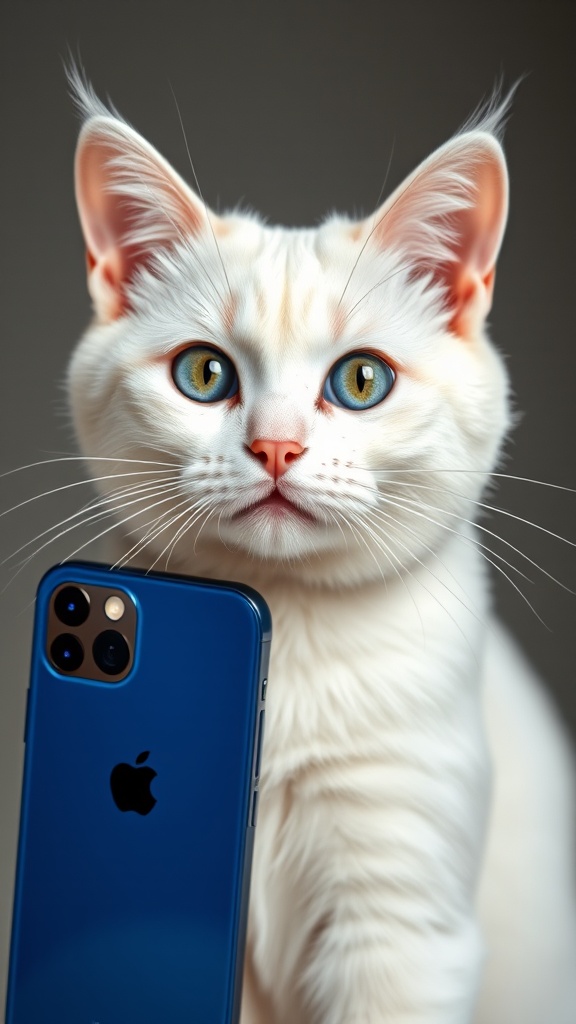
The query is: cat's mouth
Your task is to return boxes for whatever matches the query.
[234,487,316,523]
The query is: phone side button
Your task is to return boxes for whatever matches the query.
[254,710,265,780]
[250,788,260,827]
[23,689,30,744]
[261,677,267,702]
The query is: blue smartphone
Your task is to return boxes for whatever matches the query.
[6,561,271,1024]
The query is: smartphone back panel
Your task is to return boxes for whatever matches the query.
[6,562,270,1024]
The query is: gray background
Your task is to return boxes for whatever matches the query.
[1,0,575,1006]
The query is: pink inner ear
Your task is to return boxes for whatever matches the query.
[448,156,507,279]
[75,140,168,313]
[75,119,208,321]
[360,133,508,339]
[441,155,507,337]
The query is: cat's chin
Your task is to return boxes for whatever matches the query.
[217,510,334,564]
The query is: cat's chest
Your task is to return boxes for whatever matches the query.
[259,568,486,783]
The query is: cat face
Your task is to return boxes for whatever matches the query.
[68,78,511,587]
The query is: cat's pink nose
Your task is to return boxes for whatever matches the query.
[249,439,305,479]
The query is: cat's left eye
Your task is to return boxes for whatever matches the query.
[323,352,395,411]
[172,346,239,403]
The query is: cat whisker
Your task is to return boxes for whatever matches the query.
[323,507,350,552]
[366,467,576,494]
[145,496,217,571]
[452,492,575,548]
[153,505,208,569]
[371,138,397,224]
[25,443,178,463]
[388,516,531,644]
[163,500,220,569]
[347,471,574,592]
[347,506,426,634]
[365,484,537,588]
[383,490,574,595]
[111,492,208,571]
[126,442,184,461]
[358,505,484,656]
[364,504,487,631]
[0,469,181,520]
[371,475,576,549]
[378,492,551,629]
[168,83,233,304]
[337,137,438,309]
[175,242,230,315]
[3,484,187,591]
[78,476,181,512]
[2,478,183,568]
[115,501,192,558]
[341,264,412,325]
[331,507,388,587]
[59,489,194,572]
[0,455,178,480]
[114,511,181,572]
[111,515,177,571]
[215,508,236,553]
[366,500,483,602]
[191,501,219,556]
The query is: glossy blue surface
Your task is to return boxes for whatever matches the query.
[7,562,271,1024]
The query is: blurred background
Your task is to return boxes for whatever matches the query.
[1,0,575,1003]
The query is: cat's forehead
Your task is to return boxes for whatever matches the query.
[218,221,354,348]
[136,220,356,360]
[215,219,444,367]
[135,215,437,367]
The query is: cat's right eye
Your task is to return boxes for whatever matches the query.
[323,352,395,411]
[172,346,239,403]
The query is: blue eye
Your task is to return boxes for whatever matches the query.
[172,346,239,403]
[323,352,395,410]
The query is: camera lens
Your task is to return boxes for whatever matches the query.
[93,630,130,676]
[50,633,84,673]
[54,586,90,627]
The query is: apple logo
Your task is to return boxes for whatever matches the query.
[109,751,157,815]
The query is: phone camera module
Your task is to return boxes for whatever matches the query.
[54,586,90,627]
[92,630,131,676]
[50,633,84,673]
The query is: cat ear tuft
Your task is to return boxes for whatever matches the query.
[359,99,511,340]
[71,75,216,322]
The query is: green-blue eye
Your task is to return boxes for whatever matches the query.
[172,346,239,403]
[323,352,395,410]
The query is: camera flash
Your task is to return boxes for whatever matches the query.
[104,595,125,621]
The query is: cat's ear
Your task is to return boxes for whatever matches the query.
[74,99,217,321]
[357,123,509,340]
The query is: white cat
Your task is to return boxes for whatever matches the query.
[67,75,576,1023]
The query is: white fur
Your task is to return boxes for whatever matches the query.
[67,74,576,1022]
